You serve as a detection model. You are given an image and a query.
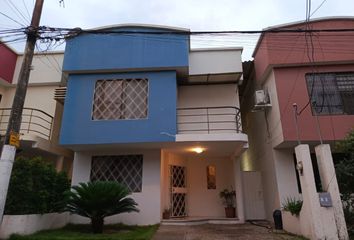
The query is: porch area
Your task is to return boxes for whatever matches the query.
[160,140,246,222]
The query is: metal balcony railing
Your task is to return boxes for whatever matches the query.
[177,106,242,134]
[0,108,53,140]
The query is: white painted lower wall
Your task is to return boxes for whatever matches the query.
[70,149,161,225]
[0,213,69,239]
[187,156,235,217]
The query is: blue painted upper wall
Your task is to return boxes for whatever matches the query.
[63,25,190,72]
[60,71,177,145]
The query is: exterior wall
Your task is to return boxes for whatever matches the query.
[12,53,63,85]
[0,213,69,239]
[71,149,161,225]
[63,27,189,73]
[274,65,354,142]
[0,86,58,115]
[254,19,354,81]
[60,71,177,146]
[0,44,17,83]
[178,84,239,108]
[187,156,234,217]
[189,49,242,75]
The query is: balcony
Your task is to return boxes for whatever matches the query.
[0,107,53,140]
[177,106,242,134]
[176,106,247,143]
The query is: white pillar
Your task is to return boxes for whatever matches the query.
[71,152,91,186]
[55,156,64,172]
[0,145,16,224]
[315,144,349,240]
[295,144,324,239]
[234,157,245,222]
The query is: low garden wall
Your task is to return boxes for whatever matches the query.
[0,212,69,239]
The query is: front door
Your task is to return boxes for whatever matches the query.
[170,165,187,217]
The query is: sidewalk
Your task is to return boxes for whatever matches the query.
[152,223,305,240]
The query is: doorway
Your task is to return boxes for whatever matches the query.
[170,165,187,217]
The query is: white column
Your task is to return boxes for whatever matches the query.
[0,145,16,224]
[315,144,349,240]
[71,152,91,186]
[55,156,64,172]
[234,157,245,222]
[295,144,324,239]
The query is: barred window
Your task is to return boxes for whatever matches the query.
[306,72,354,115]
[92,78,148,120]
[90,155,143,192]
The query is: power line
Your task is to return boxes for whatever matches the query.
[0,11,26,27]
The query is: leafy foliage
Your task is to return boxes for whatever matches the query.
[5,157,70,214]
[335,129,354,238]
[282,197,303,217]
[219,189,236,207]
[65,181,139,234]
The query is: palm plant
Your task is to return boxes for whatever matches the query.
[65,181,139,234]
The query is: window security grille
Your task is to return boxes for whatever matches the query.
[90,155,143,192]
[305,73,354,115]
[92,78,148,120]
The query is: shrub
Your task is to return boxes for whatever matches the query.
[335,129,354,238]
[65,181,139,234]
[4,157,70,214]
[282,197,303,217]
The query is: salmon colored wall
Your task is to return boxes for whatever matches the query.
[274,65,354,142]
[254,19,354,82]
[0,44,17,83]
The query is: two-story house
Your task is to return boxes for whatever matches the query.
[240,17,354,221]
[0,42,72,173]
[59,24,249,225]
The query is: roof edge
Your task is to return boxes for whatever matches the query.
[88,23,190,32]
[252,16,354,58]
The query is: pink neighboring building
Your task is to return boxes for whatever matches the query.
[0,43,17,84]
[240,17,354,221]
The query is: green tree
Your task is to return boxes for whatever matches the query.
[335,129,354,237]
[65,181,139,234]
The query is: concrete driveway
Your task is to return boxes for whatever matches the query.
[152,223,305,240]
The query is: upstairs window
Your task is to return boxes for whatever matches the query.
[92,78,148,120]
[305,72,354,115]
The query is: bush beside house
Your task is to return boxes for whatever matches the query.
[5,157,70,214]
[0,157,70,239]
[335,130,354,238]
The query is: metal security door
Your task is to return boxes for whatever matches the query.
[170,165,187,217]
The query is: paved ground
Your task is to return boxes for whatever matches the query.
[152,223,304,240]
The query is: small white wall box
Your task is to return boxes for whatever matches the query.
[252,89,272,111]
[319,192,333,207]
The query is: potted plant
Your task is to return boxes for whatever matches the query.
[281,197,303,235]
[162,208,171,219]
[219,189,236,218]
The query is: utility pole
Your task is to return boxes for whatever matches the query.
[0,0,44,224]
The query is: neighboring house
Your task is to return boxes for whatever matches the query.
[240,17,354,221]
[0,43,72,174]
[59,24,248,225]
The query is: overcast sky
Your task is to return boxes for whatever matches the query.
[1,0,354,60]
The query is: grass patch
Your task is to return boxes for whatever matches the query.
[9,224,158,240]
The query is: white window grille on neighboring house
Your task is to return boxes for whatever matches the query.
[92,78,148,120]
[90,155,143,192]
[306,72,354,115]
